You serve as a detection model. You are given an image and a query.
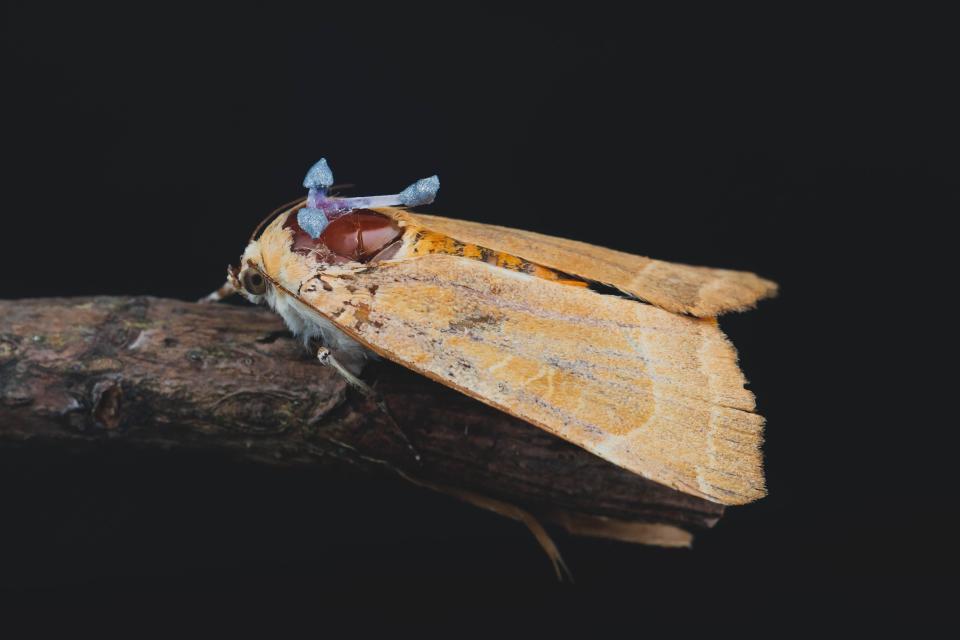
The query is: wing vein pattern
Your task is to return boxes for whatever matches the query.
[300,253,765,505]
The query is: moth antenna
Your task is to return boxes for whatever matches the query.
[249,196,307,243]
[205,197,302,303]
[316,347,422,465]
[327,183,355,195]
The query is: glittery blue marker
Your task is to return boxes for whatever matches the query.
[303,158,334,190]
[296,158,440,239]
[398,176,441,207]
[296,207,330,238]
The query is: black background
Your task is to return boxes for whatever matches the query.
[1,4,953,609]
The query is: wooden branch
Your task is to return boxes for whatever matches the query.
[0,297,723,547]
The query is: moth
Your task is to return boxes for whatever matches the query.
[207,159,777,506]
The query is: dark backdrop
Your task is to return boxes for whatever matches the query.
[1,4,952,605]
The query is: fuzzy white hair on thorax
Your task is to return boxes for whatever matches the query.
[236,239,374,375]
[263,285,374,375]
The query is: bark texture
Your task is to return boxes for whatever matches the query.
[0,297,724,546]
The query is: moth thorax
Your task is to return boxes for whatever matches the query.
[284,209,403,264]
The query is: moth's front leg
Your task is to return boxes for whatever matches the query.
[315,346,372,394]
[316,346,422,465]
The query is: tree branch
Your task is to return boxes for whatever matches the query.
[0,297,723,547]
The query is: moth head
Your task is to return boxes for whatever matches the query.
[231,239,272,305]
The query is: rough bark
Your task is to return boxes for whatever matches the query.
[0,297,724,546]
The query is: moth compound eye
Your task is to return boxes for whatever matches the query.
[241,269,267,295]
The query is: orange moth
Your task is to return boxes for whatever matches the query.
[209,159,777,506]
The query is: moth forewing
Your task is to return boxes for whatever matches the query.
[286,251,766,506]
[240,187,771,506]
[382,208,778,317]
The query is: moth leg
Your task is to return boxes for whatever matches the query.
[315,434,571,582]
[198,279,237,304]
[390,470,573,582]
[316,347,422,465]
[435,486,573,582]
